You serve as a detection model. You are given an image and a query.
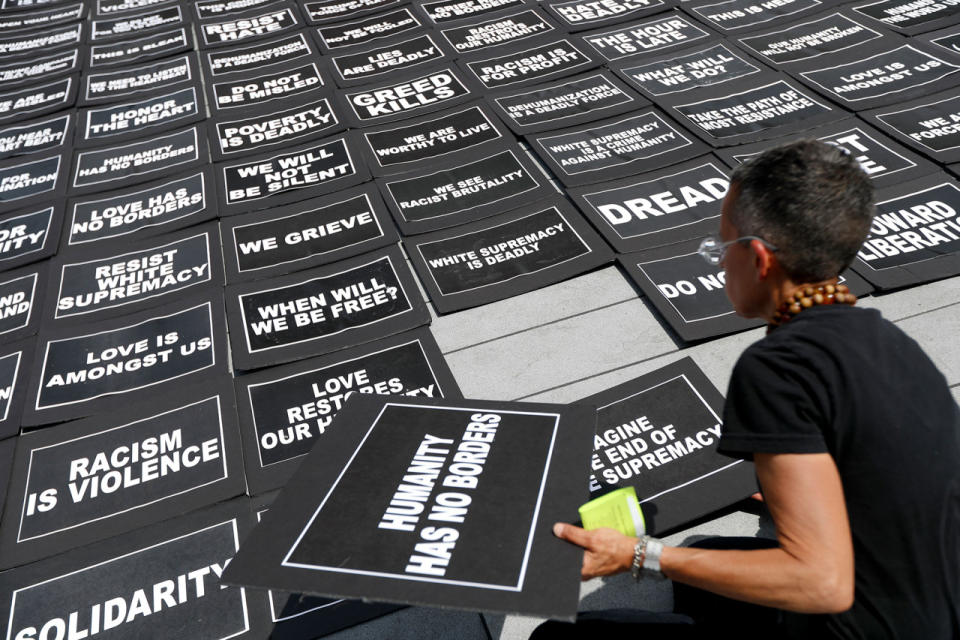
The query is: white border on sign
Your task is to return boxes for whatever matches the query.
[205,31,311,76]
[550,0,666,26]
[0,349,21,422]
[737,12,882,65]
[621,42,761,97]
[637,251,734,323]
[0,23,82,57]
[0,2,83,30]
[440,9,553,53]
[281,402,560,592]
[466,38,593,90]
[216,97,338,157]
[0,154,60,203]
[422,0,522,22]
[17,395,229,542]
[493,72,636,126]
[0,49,79,84]
[0,113,71,156]
[317,7,420,50]
[92,5,183,40]
[692,0,821,31]
[876,95,960,153]
[85,54,193,102]
[72,127,200,189]
[584,15,710,61]
[0,272,36,335]
[304,0,398,20]
[673,79,833,128]
[83,85,199,141]
[201,7,298,46]
[97,0,175,15]
[212,61,324,110]
[0,206,53,264]
[89,27,188,67]
[332,33,444,84]
[345,67,468,122]
[0,77,74,123]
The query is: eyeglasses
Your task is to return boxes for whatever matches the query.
[698,235,778,266]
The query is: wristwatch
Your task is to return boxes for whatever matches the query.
[631,535,666,580]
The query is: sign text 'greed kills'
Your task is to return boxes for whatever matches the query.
[350,74,459,116]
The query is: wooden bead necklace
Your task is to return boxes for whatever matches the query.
[768,282,856,333]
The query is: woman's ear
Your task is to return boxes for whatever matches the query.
[751,238,776,281]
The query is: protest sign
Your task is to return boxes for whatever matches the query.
[458,36,601,91]
[438,7,561,55]
[528,107,709,186]
[313,7,424,52]
[302,0,405,25]
[0,47,82,89]
[235,328,461,494]
[220,183,398,283]
[578,11,716,61]
[215,132,368,216]
[0,203,62,272]
[0,2,83,34]
[0,23,82,59]
[0,262,45,343]
[0,499,272,639]
[862,89,960,163]
[851,173,960,289]
[0,336,33,439]
[338,65,473,127]
[201,31,320,79]
[81,53,198,106]
[198,3,303,49]
[852,0,960,35]
[406,198,614,313]
[63,166,217,250]
[0,152,67,209]
[579,357,757,533]
[686,0,826,34]
[569,155,730,252]
[205,60,329,114]
[918,23,960,57]
[377,143,553,234]
[22,291,228,426]
[542,0,668,31]
[1,0,76,10]
[0,112,72,161]
[225,246,430,370]
[0,76,77,127]
[221,395,595,620]
[487,70,647,135]
[193,0,273,20]
[77,84,204,147]
[87,26,192,68]
[0,379,245,569]
[90,5,186,42]
[93,0,174,17]
[416,0,525,24]
[0,438,12,520]
[328,33,452,88]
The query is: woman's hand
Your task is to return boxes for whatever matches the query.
[552,523,638,580]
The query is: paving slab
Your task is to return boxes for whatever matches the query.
[856,275,960,320]
[897,303,960,386]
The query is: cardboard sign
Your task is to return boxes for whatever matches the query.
[0,112,73,161]
[329,33,452,88]
[0,203,62,271]
[202,31,320,78]
[864,89,960,163]
[70,124,208,196]
[406,198,614,313]
[579,11,715,61]
[47,223,225,322]
[438,7,560,55]
[0,47,81,89]
[216,132,368,216]
[358,102,508,175]
[528,107,709,186]
[64,167,217,250]
[90,5,185,42]
[665,76,841,146]
[542,0,668,31]
[221,395,594,620]
[417,0,525,24]
[798,43,960,109]
[0,76,77,127]
[94,0,174,16]
[81,53,198,106]
[225,246,430,370]
[235,329,462,494]
[852,173,960,289]
[302,0,404,25]
[488,70,646,135]
[0,499,271,639]
[198,3,302,49]
[377,143,553,234]
[314,7,424,52]
[206,61,329,114]
[0,152,67,209]
[0,2,83,33]
[211,97,343,161]
[0,336,34,439]
[339,66,473,127]
[568,155,730,252]
[579,357,757,533]
[853,0,960,35]
[0,22,81,58]
[687,0,825,34]
[0,380,245,569]
[0,262,45,343]
[716,119,940,188]
[458,37,600,91]
[220,183,398,283]
[77,84,204,147]
[614,41,764,98]
[23,292,228,426]
[88,26,192,68]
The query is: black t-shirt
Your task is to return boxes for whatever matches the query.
[718,305,960,640]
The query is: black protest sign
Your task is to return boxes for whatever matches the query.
[853,0,960,35]
[417,0,525,24]
[406,199,614,313]
[313,7,424,52]
[358,102,509,175]
[220,184,398,283]
[47,223,225,322]
[920,24,960,57]
[211,97,343,161]
[0,2,84,34]
[0,152,67,209]
[216,132,368,216]
[0,499,272,640]
[0,203,62,272]
[77,84,204,147]
[339,66,472,127]
[864,89,960,163]
[0,112,73,161]
[329,33,452,88]
[94,0,175,17]
[202,32,320,79]
[542,0,668,31]
[797,43,960,110]
[686,0,826,35]
[578,12,715,61]
[225,246,429,370]
[378,144,552,234]
[580,357,757,533]
[614,41,764,98]
[488,70,647,135]
[221,395,593,620]
[665,75,842,146]
[0,380,245,569]
[81,53,198,107]
[0,76,77,127]
[70,124,207,196]
[716,119,940,188]
[235,329,461,494]
[0,336,33,439]
[23,292,228,426]
[206,61,328,114]
[198,3,303,49]
[90,5,185,42]
[0,47,82,89]
[0,23,82,59]
[0,262,45,343]
[528,107,709,187]
[63,167,217,250]
[88,26,193,69]
[0,438,12,528]
[569,155,729,252]
[303,0,404,25]
[852,173,960,289]
[195,0,275,20]
[458,37,600,91]
[0,0,74,10]
[439,8,561,55]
